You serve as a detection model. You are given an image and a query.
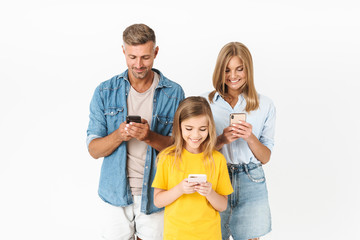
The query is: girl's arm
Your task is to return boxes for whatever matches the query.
[195,183,228,212]
[154,179,198,208]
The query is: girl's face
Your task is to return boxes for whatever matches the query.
[225,56,247,95]
[181,115,209,154]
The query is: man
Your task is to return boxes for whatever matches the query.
[87,24,185,240]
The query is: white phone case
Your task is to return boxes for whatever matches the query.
[188,174,207,183]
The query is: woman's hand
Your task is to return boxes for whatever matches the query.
[216,121,254,150]
[230,121,253,142]
[218,126,241,145]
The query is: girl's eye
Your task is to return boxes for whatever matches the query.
[185,128,192,131]
[200,128,207,132]
[237,67,243,71]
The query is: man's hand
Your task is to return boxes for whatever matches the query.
[117,121,132,142]
[125,118,150,141]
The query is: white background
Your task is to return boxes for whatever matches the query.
[1,0,359,239]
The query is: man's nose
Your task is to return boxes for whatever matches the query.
[135,58,143,68]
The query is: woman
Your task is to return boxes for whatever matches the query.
[206,42,276,240]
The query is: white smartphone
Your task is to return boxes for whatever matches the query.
[230,113,246,125]
[187,174,207,183]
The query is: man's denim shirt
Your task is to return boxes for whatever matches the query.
[87,68,185,214]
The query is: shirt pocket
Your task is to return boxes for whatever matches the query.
[104,107,125,133]
[154,115,173,136]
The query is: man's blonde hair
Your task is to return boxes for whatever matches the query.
[123,23,156,46]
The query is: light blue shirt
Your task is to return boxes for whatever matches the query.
[203,92,276,164]
[87,69,184,214]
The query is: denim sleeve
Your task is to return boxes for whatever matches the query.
[259,102,276,152]
[86,86,107,149]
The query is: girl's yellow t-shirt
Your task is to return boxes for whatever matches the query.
[152,147,233,240]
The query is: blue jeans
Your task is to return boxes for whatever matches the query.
[221,163,271,240]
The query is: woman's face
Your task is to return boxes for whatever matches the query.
[225,56,247,94]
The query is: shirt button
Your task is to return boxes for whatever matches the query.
[145,166,148,169]
[144,183,147,186]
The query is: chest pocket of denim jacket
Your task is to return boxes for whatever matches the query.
[104,107,124,132]
[155,115,173,135]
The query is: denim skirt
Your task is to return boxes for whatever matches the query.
[220,163,271,240]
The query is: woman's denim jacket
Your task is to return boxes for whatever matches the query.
[87,69,185,214]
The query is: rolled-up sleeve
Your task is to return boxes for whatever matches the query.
[259,102,276,152]
[86,86,107,149]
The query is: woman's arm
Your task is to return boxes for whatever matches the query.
[246,133,271,164]
[232,121,271,164]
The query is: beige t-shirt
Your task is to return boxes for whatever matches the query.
[127,72,159,196]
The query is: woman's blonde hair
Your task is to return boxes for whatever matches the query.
[209,42,259,112]
[160,96,216,176]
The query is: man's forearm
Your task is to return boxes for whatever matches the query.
[144,131,173,152]
[88,130,123,159]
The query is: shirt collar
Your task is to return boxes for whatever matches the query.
[214,92,221,101]
[214,92,245,104]
[117,68,171,88]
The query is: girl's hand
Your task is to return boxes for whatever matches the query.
[194,182,213,197]
[179,179,197,194]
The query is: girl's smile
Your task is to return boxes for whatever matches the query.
[181,115,209,154]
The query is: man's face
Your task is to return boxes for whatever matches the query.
[122,41,158,81]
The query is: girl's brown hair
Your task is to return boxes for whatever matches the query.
[159,96,216,176]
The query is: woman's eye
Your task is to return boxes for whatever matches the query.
[237,67,243,71]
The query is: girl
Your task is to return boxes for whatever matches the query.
[206,42,276,240]
[152,96,233,240]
